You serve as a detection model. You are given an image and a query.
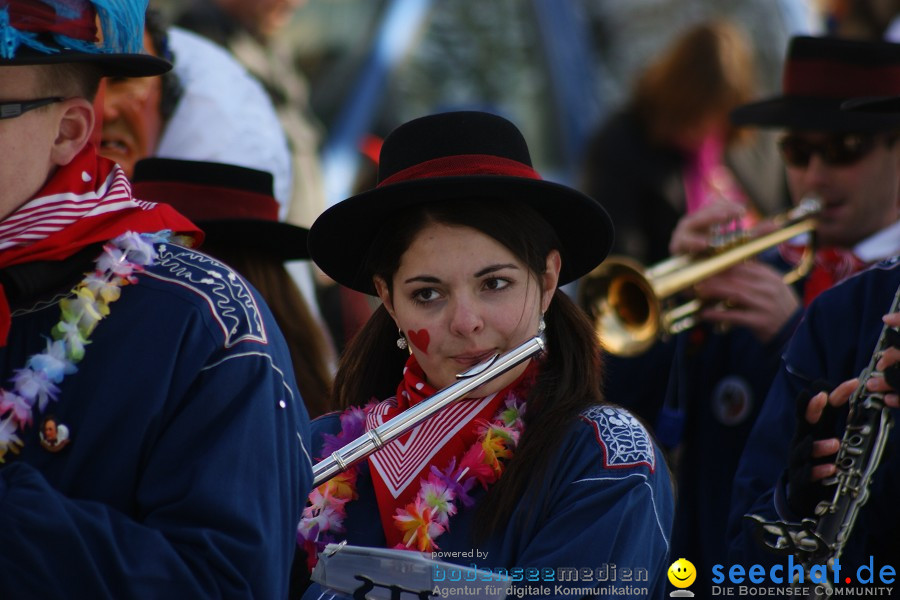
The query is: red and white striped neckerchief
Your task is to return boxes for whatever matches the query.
[366,354,535,547]
[0,147,155,250]
[0,146,201,345]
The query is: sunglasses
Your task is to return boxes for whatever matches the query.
[777,133,886,168]
[0,97,64,120]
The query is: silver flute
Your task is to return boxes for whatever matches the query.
[750,283,900,598]
[312,335,546,486]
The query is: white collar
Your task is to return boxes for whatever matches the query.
[854,220,900,263]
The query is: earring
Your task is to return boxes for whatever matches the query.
[538,314,546,334]
[396,329,408,350]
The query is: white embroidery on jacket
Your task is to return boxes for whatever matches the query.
[144,244,267,347]
[580,405,655,472]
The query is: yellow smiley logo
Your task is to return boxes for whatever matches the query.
[667,558,696,588]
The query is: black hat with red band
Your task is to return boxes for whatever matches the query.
[0,0,170,77]
[132,158,309,260]
[731,36,900,132]
[308,111,614,295]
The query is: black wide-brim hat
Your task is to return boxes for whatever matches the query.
[308,111,614,295]
[0,0,171,77]
[731,36,900,132]
[842,95,900,113]
[132,158,309,260]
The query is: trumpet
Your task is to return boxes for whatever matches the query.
[312,335,545,486]
[577,198,821,357]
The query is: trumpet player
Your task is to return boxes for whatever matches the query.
[727,87,900,585]
[666,35,900,596]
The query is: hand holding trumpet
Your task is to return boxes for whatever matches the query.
[669,199,751,255]
[578,198,819,356]
[668,199,801,343]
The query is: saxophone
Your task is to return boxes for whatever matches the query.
[750,283,900,599]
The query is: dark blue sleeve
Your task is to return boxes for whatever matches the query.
[0,255,313,599]
[726,289,838,564]
[0,346,311,600]
[727,261,900,564]
[510,464,673,599]
[506,408,674,599]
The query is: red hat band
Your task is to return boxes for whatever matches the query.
[378,154,542,188]
[784,59,900,99]
[134,181,279,223]
[2,1,96,40]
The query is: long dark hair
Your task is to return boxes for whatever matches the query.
[332,198,606,536]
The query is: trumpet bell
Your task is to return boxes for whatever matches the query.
[578,257,661,357]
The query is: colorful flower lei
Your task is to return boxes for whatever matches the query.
[0,231,172,462]
[298,393,527,567]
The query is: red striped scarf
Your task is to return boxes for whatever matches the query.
[0,146,202,345]
[366,355,535,547]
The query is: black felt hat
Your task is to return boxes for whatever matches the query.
[731,36,900,132]
[842,95,900,113]
[132,158,309,260]
[0,0,170,77]
[308,111,614,295]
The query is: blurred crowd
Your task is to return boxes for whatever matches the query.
[139,0,900,363]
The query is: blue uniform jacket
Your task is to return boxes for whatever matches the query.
[0,242,312,599]
[303,404,674,599]
[665,250,803,594]
[728,257,900,571]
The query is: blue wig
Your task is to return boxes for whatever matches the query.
[0,0,147,59]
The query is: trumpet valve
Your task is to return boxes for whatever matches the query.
[709,217,748,251]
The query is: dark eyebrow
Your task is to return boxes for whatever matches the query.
[475,264,519,278]
[402,264,519,285]
[404,275,441,284]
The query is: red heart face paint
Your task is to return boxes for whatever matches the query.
[407,329,430,354]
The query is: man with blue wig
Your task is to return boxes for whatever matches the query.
[0,1,311,597]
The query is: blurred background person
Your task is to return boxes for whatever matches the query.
[132,158,335,418]
[825,0,900,39]
[172,0,325,230]
[96,8,181,181]
[100,10,292,210]
[313,134,382,356]
[100,9,336,384]
[580,18,787,267]
[167,0,334,372]
[577,19,791,443]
